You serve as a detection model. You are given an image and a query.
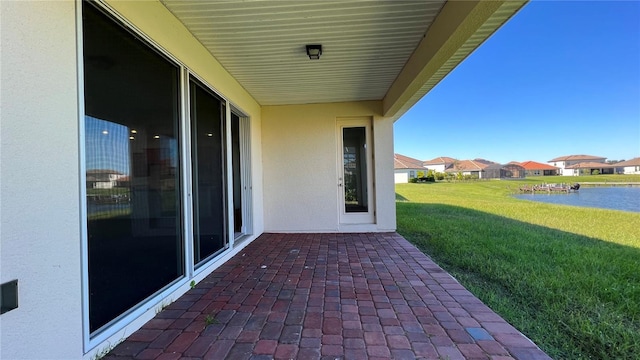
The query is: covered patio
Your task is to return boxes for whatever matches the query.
[2,2,538,358]
[104,233,549,360]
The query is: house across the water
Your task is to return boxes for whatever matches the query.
[613,157,640,175]
[444,159,525,180]
[548,154,608,175]
[510,160,559,176]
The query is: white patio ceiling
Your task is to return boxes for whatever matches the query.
[160,0,526,117]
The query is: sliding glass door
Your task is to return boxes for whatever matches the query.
[82,1,253,340]
[231,112,252,237]
[190,79,228,265]
[83,2,183,333]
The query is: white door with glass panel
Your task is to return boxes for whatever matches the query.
[337,117,375,224]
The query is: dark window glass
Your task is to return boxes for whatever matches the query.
[190,79,227,265]
[231,113,243,234]
[83,2,183,333]
[343,127,368,212]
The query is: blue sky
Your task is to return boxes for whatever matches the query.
[394,0,640,164]
[85,116,131,174]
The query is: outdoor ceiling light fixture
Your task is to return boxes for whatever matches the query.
[306,44,322,60]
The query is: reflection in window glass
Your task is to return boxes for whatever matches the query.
[86,117,131,220]
[83,2,183,333]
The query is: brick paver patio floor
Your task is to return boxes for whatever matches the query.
[105,233,551,360]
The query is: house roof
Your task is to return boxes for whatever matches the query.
[394,153,426,170]
[444,159,489,172]
[483,163,505,170]
[423,156,457,165]
[160,0,527,119]
[517,161,559,170]
[548,154,607,162]
[614,157,640,166]
[565,162,617,169]
[503,163,525,170]
[471,158,499,166]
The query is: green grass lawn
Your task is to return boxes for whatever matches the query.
[396,175,640,359]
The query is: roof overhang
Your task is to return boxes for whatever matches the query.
[383,0,527,120]
[160,0,527,120]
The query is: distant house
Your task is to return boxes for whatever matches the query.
[480,162,526,179]
[423,156,457,172]
[444,159,524,179]
[86,169,127,189]
[511,161,559,176]
[614,157,640,174]
[444,159,489,179]
[394,154,427,183]
[563,162,617,176]
[548,154,607,175]
[497,163,526,179]
[480,164,503,178]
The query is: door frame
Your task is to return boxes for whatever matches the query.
[336,117,375,225]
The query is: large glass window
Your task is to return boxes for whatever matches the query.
[231,113,243,235]
[231,112,252,237]
[343,127,368,212]
[190,79,228,265]
[83,2,183,333]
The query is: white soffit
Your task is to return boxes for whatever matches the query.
[160,0,446,106]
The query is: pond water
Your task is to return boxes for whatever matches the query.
[514,186,640,213]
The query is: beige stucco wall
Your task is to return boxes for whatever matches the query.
[0,1,83,358]
[262,101,396,232]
